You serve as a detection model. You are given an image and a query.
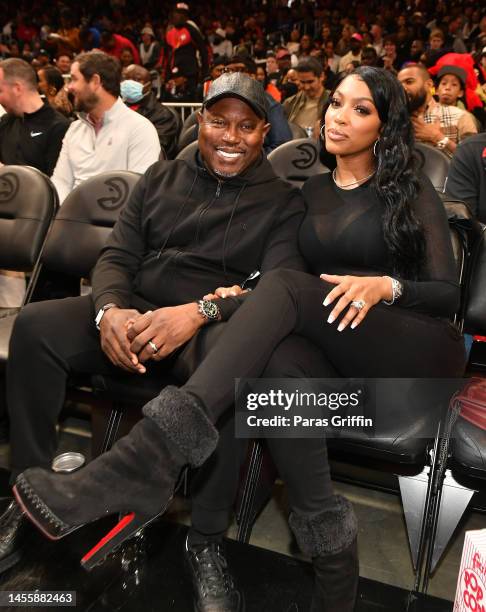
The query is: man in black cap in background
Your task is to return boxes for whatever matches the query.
[165,3,209,100]
[1,74,306,612]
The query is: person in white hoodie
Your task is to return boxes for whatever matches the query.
[51,50,160,204]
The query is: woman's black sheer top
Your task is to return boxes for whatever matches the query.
[299,172,460,317]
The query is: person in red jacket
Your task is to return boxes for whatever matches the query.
[165,2,209,99]
[100,30,140,65]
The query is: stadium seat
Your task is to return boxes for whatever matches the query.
[415,142,451,193]
[176,140,199,163]
[40,171,141,278]
[267,138,330,187]
[0,166,58,368]
[288,122,308,139]
[181,110,198,135]
[177,123,198,153]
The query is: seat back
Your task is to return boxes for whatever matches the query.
[177,123,198,153]
[415,143,450,192]
[163,102,183,139]
[175,140,199,163]
[442,197,482,326]
[41,171,141,279]
[0,165,58,272]
[267,138,330,187]
[464,226,486,336]
[181,110,198,135]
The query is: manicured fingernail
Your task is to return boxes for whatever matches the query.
[221,292,227,298]
[351,322,357,329]
[323,298,330,307]
[337,323,344,332]
[327,314,334,324]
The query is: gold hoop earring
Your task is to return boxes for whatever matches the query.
[373,139,379,157]
[319,124,325,140]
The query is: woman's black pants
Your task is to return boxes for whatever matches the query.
[185,269,466,533]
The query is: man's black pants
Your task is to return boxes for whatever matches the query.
[7,294,334,527]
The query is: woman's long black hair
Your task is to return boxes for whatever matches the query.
[322,66,426,279]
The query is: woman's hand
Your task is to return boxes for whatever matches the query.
[203,285,246,300]
[320,274,392,331]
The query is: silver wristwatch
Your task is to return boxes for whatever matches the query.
[437,136,449,150]
[197,299,221,322]
[95,302,118,329]
[382,277,403,305]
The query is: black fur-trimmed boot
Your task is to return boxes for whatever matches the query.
[13,386,218,571]
[289,495,359,612]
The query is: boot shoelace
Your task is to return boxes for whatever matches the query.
[193,543,235,599]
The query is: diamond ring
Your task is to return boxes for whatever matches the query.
[350,300,366,311]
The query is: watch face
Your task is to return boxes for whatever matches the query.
[204,301,220,319]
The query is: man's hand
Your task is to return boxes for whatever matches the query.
[99,307,146,373]
[411,115,444,145]
[127,303,205,362]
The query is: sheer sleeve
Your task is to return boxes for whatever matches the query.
[397,174,460,317]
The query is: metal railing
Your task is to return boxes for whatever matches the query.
[162,102,202,124]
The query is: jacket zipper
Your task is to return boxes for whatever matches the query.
[195,180,222,244]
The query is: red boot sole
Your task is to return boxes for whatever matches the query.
[13,481,172,571]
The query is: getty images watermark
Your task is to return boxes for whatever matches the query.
[235,378,466,439]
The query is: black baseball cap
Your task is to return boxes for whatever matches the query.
[437,65,467,88]
[203,72,268,120]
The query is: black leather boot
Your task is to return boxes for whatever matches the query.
[14,387,218,570]
[185,535,244,612]
[289,495,359,612]
[0,500,27,573]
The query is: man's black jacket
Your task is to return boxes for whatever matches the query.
[132,93,179,159]
[91,151,306,319]
[0,102,70,175]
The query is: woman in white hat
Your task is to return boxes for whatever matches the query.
[139,26,161,71]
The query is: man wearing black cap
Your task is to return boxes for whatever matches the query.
[1,74,306,606]
[215,55,292,152]
[165,3,209,99]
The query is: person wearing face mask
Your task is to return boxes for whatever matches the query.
[121,64,179,159]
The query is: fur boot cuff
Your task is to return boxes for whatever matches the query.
[289,495,358,557]
[143,386,218,467]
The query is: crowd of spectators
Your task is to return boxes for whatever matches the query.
[0,1,484,104]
